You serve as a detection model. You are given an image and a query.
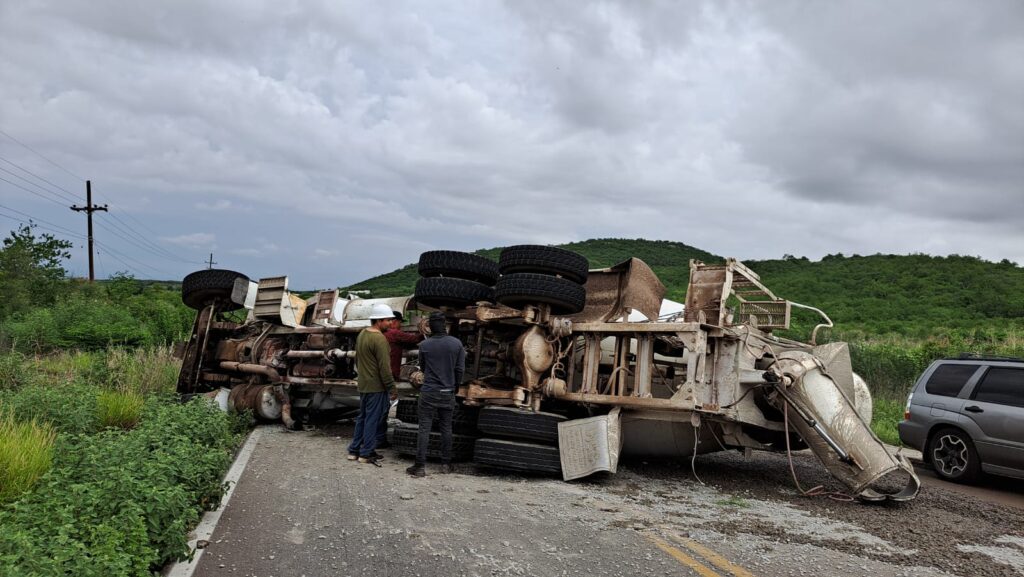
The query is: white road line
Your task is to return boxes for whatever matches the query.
[163,427,264,577]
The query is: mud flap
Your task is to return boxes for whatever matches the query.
[769,352,921,502]
[557,407,623,481]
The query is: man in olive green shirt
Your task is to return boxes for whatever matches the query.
[347,303,399,465]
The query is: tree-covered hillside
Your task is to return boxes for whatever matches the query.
[751,253,1024,337]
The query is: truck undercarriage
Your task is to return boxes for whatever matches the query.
[176,247,919,502]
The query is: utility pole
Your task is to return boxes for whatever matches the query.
[70,180,108,282]
[207,253,217,269]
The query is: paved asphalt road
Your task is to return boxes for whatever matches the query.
[172,424,1024,577]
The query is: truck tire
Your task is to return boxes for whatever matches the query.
[388,422,475,462]
[498,245,589,284]
[473,438,562,475]
[494,273,586,314]
[182,269,248,311]
[477,406,566,444]
[395,399,480,435]
[415,277,493,308]
[418,251,500,285]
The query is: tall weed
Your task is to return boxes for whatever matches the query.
[0,412,56,503]
[848,330,1024,401]
[0,351,31,390]
[97,390,145,430]
[104,347,180,395]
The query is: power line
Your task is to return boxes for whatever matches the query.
[0,203,86,239]
[0,175,68,208]
[0,211,85,244]
[101,210,202,264]
[95,245,107,278]
[0,165,77,205]
[0,127,84,181]
[93,218,200,266]
[0,196,171,280]
[90,192,200,263]
[0,154,80,202]
[94,239,166,275]
[93,243,143,277]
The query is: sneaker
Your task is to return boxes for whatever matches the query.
[358,455,383,467]
[346,453,359,461]
[367,451,384,460]
[406,464,426,477]
[441,463,455,474]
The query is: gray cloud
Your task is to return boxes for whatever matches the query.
[1,0,1021,288]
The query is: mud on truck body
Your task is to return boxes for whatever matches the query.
[176,247,919,501]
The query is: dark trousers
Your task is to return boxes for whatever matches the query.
[416,390,455,465]
[347,391,389,457]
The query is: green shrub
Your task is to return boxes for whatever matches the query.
[0,384,100,435]
[97,390,144,430]
[0,352,31,390]
[0,399,244,575]
[0,412,56,503]
[870,397,905,446]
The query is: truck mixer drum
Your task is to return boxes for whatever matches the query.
[766,351,920,501]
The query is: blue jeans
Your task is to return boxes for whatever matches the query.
[376,401,390,446]
[347,391,389,457]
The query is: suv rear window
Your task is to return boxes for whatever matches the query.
[973,367,1024,408]
[924,364,978,397]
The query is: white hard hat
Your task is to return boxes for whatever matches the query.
[368,303,394,320]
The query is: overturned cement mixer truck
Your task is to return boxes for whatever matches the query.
[175,246,919,501]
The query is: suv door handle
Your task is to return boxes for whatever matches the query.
[964,405,984,413]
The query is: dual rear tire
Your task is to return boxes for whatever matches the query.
[473,406,566,475]
[413,245,590,313]
[494,245,589,314]
[414,251,498,308]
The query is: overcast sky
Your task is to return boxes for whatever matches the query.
[1,1,1022,288]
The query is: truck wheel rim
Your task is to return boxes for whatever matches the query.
[934,434,968,476]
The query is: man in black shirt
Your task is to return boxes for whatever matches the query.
[406,311,465,477]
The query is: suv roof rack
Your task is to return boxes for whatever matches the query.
[948,353,1024,363]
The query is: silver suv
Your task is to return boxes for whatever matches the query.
[898,356,1024,483]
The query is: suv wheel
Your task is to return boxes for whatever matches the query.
[928,428,981,483]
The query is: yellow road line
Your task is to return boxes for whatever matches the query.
[646,534,723,577]
[667,532,756,577]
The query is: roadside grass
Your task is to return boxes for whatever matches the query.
[0,346,180,395]
[870,396,904,446]
[0,412,56,503]
[97,389,145,430]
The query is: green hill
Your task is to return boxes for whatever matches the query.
[750,253,1024,337]
[342,238,1024,338]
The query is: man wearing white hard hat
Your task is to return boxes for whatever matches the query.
[346,302,399,465]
